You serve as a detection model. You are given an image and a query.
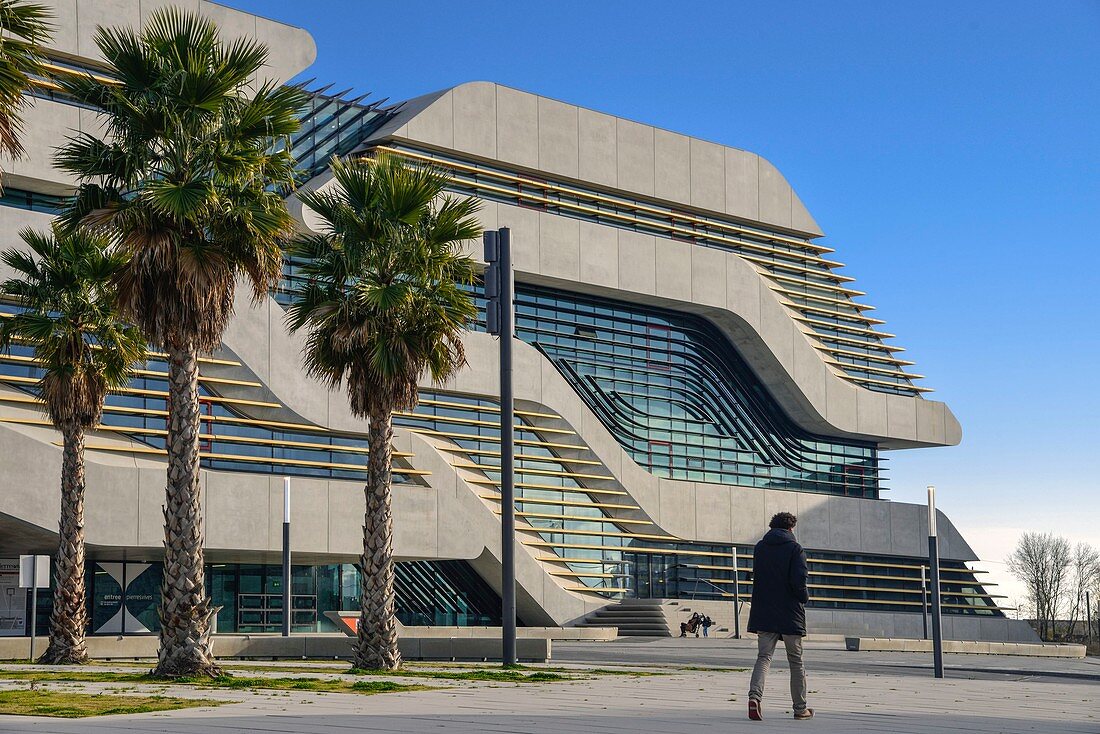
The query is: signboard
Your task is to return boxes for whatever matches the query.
[0,559,27,637]
[92,562,161,635]
[18,555,50,589]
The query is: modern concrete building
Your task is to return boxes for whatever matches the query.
[0,2,1036,642]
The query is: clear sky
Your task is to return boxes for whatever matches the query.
[224,0,1100,606]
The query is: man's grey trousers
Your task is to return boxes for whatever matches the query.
[748,632,808,713]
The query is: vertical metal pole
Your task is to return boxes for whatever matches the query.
[499,227,517,667]
[29,556,37,662]
[282,477,292,637]
[928,485,944,679]
[921,565,929,640]
[731,546,741,639]
[1086,591,1092,647]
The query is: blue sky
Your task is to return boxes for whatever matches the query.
[225,0,1099,602]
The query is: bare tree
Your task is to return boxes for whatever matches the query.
[1064,543,1100,640]
[1007,532,1072,641]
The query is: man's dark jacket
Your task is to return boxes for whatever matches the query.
[747,528,810,636]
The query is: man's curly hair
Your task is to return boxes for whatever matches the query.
[769,512,797,530]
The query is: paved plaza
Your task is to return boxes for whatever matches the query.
[0,639,1096,733]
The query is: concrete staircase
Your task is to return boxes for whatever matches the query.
[578,599,748,638]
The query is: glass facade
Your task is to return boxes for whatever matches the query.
[0,188,67,215]
[659,547,1004,616]
[84,559,503,635]
[506,284,881,497]
[288,89,394,183]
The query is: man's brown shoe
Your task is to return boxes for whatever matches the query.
[748,699,763,720]
[793,708,814,720]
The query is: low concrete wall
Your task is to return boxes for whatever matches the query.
[845,637,1086,659]
[0,634,552,663]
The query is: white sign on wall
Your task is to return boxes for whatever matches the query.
[0,559,27,637]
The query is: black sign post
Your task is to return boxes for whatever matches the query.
[485,228,516,666]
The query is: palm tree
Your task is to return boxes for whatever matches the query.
[287,153,481,670]
[0,0,51,179]
[53,8,304,677]
[0,227,145,665]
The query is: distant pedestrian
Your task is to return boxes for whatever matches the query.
[701,615,713,637]
[747,512,813,721]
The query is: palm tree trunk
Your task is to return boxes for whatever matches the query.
[38,421,89,665]
[154,341,219,677]
[353,403,402,670]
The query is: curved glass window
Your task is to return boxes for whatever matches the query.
[504,284,881,498]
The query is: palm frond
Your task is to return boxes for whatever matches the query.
[287,155,481,417]
[0,226,146,428]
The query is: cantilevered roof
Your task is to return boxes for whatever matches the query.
[364,81,823,238]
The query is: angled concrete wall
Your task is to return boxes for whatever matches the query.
[368,81,822,238]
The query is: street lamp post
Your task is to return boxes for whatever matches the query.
[927,485,944,678]
[731,545,741,639]
[921,564,929,640]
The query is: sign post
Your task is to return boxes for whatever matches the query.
[18,555,49,661]
[484,227,516,666]
[282,477,292,637]
[927,486,944,679]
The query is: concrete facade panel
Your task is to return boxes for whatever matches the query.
[538,213,580,281]
[452,83,496,159]
[690,246,726,308]
[577,220,618,288]
[77,0,139,61]
[615,118,654,196]
[617,230,657,295]
[858,499,893,554]
[578,108,617,188]
[653,129,690,204]
[693,484,732,543]
[725,150,760,222]
[496,85,539,169]
[886,393,919,442]
[689,139,725,212]
[658,479,695,539]
[916,397,948,445]
[730,488,767,543]
[537,97,579,179]
[793,493,831,550]
[857,386,889,437]
[0,100,80,187]
[406,90,454,151]
[206,472,269,552]
[827,496,861,549]
[758,157,793,230]
[654,238,692,302]
[724,256,762,331]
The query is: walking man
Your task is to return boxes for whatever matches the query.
[747,512,813,720]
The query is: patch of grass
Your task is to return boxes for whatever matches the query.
[351,680,420,693]
[349,667,569,683]
[0,670,430,696]
[224,663,347,674]
[585,668,668,676]
[0,689,217,718]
